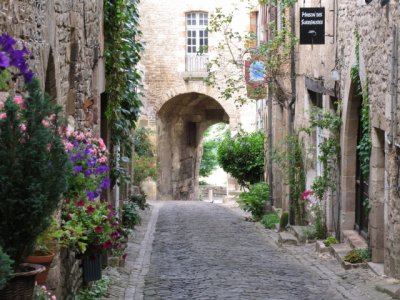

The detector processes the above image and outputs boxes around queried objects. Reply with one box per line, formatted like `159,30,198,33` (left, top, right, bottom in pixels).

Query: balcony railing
185,54,208,73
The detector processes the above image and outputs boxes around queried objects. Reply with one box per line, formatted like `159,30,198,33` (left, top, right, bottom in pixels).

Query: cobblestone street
103,201,393,300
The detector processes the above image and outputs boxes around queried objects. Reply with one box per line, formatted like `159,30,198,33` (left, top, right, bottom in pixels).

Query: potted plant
0,34,69,299
25,219,59,284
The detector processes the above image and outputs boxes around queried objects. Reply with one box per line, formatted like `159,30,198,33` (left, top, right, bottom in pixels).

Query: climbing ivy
104,0,143,182
272,135,306,225
350,30,371,178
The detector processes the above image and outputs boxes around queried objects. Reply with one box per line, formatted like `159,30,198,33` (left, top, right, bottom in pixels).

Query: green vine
104,0,143,182
273,135,306,225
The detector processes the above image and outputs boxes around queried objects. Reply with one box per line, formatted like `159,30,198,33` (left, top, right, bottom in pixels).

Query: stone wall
336,0,400,278
139,0,258,200
0,0,105,296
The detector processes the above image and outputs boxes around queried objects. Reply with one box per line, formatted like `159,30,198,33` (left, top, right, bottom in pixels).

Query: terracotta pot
0,263,45,300
25,251,55,285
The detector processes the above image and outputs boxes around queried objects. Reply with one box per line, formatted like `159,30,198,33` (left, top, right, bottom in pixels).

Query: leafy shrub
123,202,141,229
200,138,219,177
133,154,156,185
344,249,367,264
0,246,13,290
33,284,56,300
217,131,264,187
279,212,289,231
237,182,269,221
130,192,147,210
133,127,154,157
75,275,110,300
261,213,280,229
323,236,339,247
303,227,317,241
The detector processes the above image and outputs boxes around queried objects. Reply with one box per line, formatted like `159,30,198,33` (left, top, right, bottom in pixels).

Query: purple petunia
0,52,10,68
86,190,98,201
99,177,110,190
0,34,16,53
84,170,92,178
73,165,83,174
95,165,109,175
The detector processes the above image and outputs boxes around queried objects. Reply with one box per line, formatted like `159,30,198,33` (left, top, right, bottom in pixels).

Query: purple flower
86,190,98,201
0,34,16,53
0,52,10,68
23,70,33,83
87,158,96,168
73,165,83,174
84,170,92,178
95,165,109,175
99,177,110,190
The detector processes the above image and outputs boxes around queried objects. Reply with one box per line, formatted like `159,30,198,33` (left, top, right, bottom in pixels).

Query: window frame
186,12,209,55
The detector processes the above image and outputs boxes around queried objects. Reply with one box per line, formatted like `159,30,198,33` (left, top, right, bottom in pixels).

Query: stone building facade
139,0,258,200
259,0,400,280
0,1,105,297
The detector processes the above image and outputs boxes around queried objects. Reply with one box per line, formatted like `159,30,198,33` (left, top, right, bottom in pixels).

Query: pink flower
65,128,71,137
72,131,78,137
42,119,50,127
0,112,6,119
13,95,24,108
300,190,313,200
0,101,4,110
99,156,107,163
64,142,74,151
48,114,55,121
107,205,113,211
47,143,52,152
51,295,57,300
19,123,26,131
76,133,85,140
85,131,92,137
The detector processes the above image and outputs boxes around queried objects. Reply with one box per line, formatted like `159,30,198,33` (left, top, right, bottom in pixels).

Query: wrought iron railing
185,54,208,73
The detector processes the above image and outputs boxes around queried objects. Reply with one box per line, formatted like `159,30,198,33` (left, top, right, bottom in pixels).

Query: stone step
287,225,315,244
342,230,368,249
278,231,298,246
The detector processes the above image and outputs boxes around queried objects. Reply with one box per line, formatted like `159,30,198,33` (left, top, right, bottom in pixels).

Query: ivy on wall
350,30,371,178
104,0,143,182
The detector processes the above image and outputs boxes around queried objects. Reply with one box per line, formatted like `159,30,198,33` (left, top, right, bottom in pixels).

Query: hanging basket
0,263,45,300
82,251,102,283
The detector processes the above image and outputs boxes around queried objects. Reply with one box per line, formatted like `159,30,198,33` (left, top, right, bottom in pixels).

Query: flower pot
25,251,55,285
0,263,45,300
82,251,102,283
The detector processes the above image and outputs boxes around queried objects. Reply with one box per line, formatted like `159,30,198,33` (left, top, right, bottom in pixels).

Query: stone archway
157,92,229,200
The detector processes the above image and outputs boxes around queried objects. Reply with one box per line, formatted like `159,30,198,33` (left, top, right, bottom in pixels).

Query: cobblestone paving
143,201,380,300
104,201,392,300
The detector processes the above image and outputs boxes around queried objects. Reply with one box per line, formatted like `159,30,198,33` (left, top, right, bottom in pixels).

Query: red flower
95,226,103,233
65,199,70,204
300,190,313,200
107,205,113,211
86,205,95,213
102,240,112,249
76,200,85,207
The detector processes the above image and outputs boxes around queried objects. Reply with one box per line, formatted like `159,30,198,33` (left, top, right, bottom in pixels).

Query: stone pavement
104,201,395,300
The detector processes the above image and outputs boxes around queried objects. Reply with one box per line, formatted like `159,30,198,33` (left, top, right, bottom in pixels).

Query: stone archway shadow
156,91,231,200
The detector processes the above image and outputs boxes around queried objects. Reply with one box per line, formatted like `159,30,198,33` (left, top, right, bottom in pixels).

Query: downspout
390,25,398,146
268,82,274,208
288,3,296,224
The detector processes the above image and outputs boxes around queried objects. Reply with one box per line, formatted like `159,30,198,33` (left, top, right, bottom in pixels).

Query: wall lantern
331,69,340,81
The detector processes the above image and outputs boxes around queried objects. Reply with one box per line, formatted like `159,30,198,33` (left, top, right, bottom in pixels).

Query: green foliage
273,135,306,225
279,212,289,230
323,235,339,247
261,213,280,229
238,182,269,221
75,275,110,300
0,246,13,290
344,248,369,264
104,0,143,182
314,203,327,239
33,285,56,299
134,127,154,157
129,192,147,210
200,139,219,177
217,130,264,187
0,79,69,266
302,226,317,241
133,154,156,185
122,201,141,229
0,70,11,91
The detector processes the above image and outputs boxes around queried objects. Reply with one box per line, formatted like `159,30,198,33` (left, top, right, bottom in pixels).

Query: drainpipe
268,81,274,208
288,4,296,224
390,25,398,146
115,144,120,217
